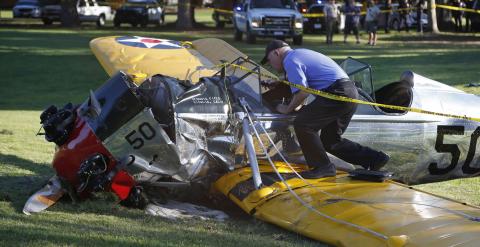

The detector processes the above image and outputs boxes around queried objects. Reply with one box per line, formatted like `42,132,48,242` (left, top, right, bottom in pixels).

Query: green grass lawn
1,21,480,246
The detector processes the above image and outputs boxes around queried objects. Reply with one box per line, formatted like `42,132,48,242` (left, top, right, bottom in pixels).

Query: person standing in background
365,0,381,46
324,0,339,44
343,0,361,44
398,0,410,32
416,0,425,32
465,0,473,32
451,0,466,32
383,0,393,33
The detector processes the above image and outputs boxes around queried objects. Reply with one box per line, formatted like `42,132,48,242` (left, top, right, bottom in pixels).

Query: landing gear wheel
246,24,256,44
96,15,105,27
234,28,243,41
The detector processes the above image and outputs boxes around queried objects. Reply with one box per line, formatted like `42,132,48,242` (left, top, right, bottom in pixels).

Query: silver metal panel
103,108,183,179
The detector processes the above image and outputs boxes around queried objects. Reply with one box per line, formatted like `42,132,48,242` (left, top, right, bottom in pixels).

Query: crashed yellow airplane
25,36,480,247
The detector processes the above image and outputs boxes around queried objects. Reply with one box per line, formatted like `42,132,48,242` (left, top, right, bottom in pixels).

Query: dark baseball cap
260,40,290,65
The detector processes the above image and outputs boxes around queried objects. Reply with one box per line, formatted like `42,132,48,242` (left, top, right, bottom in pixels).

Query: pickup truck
233,0,303,45
42,0,114,26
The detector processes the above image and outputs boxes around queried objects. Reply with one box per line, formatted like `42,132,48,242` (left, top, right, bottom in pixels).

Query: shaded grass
0,110,320,246
0,25,480,246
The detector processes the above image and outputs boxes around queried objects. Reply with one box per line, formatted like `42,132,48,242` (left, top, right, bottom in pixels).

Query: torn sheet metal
85,72,236,189
145,200,229,221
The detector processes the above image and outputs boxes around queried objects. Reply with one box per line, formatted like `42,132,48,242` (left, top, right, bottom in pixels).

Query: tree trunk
177,0,193,29
60,0,79,27
428,0,440,33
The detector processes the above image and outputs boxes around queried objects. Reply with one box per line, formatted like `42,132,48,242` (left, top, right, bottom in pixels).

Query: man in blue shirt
261,40,389,178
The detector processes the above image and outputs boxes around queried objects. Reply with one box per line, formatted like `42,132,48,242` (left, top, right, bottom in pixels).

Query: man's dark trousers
293,79,382,169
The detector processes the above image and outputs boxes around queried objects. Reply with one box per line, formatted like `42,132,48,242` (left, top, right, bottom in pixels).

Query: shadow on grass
0,153,51,176
0,185,322,246
0,212,319,247
381,32,480,43
0,153,53,209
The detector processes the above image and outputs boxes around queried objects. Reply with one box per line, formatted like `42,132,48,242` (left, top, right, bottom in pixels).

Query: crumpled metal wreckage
23,36,480,246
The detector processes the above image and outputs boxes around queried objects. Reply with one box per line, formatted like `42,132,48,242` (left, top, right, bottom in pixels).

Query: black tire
96,14,105,27
42,18,53,25
234,27,243,41
114,20,121,27
293,35,303,45
131,22,138,27
246,24,256,44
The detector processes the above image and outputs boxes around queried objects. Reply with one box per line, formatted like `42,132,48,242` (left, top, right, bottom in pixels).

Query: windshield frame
339,57,376,101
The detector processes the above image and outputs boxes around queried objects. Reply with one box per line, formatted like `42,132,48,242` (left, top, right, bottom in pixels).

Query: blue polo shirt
283,49,349,94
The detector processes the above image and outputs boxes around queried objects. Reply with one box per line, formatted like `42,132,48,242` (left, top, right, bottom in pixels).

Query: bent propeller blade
23,175,65,215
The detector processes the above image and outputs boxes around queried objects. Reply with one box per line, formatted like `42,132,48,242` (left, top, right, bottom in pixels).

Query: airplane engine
42,72,236,203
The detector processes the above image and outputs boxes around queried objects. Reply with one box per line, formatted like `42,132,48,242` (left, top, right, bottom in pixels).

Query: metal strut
238,97,262,189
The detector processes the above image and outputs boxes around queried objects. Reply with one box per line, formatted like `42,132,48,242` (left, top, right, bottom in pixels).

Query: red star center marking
120,36,181,49
140,38,162,44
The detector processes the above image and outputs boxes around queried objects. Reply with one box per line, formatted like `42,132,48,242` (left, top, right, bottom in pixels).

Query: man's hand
261,80,280,90
276,104,290,114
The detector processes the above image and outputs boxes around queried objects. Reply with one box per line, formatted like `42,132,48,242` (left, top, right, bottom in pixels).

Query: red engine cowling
52,114,135,200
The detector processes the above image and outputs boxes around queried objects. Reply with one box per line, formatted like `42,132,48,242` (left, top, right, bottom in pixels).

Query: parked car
42,0,113,26
302,3,345,34
13,0,44,18
233,0,303,45
114,0,165,27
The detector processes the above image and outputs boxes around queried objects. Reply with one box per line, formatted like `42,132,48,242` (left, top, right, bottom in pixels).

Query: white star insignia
119,36,181,49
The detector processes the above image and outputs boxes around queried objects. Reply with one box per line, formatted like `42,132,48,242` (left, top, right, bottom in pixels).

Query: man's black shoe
299,165,336,179
363,152,390,171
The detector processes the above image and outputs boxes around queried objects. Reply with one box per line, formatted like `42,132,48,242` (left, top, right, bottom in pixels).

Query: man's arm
276,91,310,114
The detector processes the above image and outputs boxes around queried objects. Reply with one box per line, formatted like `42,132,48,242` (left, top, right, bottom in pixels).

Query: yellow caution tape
213,8,234,14
435,4,480,14
302,7,416,18
215,62,480,122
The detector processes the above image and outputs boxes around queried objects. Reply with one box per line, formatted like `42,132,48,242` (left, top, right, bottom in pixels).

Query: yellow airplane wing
90,36,218,82
90,36,277,83
214,162,480,247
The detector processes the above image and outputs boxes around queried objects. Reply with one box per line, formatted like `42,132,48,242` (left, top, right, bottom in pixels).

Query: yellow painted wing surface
90,36,277,83
214,162,480,247
90,36,219,82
